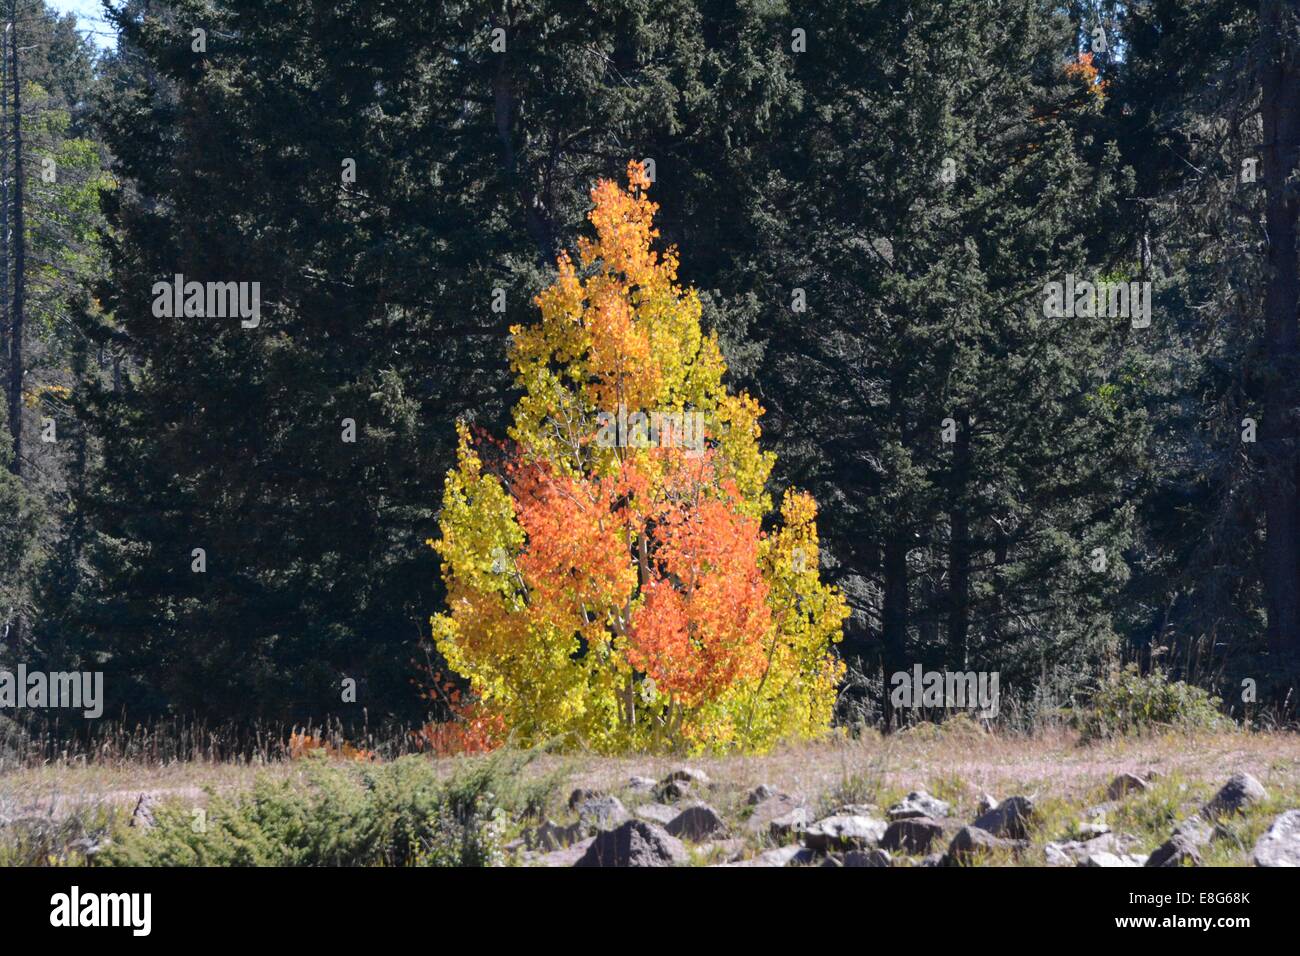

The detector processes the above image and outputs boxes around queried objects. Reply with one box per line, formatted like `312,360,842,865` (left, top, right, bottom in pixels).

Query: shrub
98,751,534,867
1076,665,1225,742
0,807,114,867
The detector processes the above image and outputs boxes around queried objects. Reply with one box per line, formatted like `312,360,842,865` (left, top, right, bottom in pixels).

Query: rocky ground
4,727,1300,866
516,765,1300,867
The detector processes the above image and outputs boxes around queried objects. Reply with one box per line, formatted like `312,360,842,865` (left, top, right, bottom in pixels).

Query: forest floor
3,725,1299,865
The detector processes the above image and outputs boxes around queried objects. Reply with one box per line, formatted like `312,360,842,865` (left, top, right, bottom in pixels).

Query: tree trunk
881,535,909,731
947,411,972,669
0,18,8,390
1258,0,1300,656
3,12,18,477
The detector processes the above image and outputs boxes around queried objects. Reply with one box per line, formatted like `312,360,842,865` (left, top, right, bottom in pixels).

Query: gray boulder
1252,809,1300,867
972,795,1035,840
532,836,596,867
887,790,951,821
803,814,887,852
1106,773,1150,800
626,775,658,793
634,802,679,827
823,849,891,867
661,767,711,787
567,787,601,810
129,793,157,830
575,820,687,867
944,825,1026,865
766,805,810,843
1082,851,1145,867
1044,831,1119,865
655,779,694,803
666,803,728,842
576,795,629,831
750,845,817,867
527,819,584,851
1202,772,1267,819
1145,829,1205,867
879,816,946,855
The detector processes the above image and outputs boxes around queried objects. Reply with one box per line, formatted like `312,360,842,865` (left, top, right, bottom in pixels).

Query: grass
2,726,1298,866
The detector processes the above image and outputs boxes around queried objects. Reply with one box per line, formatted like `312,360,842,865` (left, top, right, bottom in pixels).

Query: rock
634,803,679,827
804,814,887,852
693,838,746,862
1076,822,1111,839
1145,837,1202,867
722,845,821,867
1044,832,1118,865
575,820,687,867
69,836,108,859
662,767,711,787
1106,773,1150,801
1084,802,1117,822
1082,851,1144,867
831,803,878,816
822,848,892,867
944,826,1026,865
920,851,946,867
879,816,945,855
1044,842,1074,866
528,819,584,851
887,790,951,821
567,787,602,810
129,793,157,829
747,784,777,805
781,847,824,867
626,776,658,793
532,836,596,867
846,849,892,867
1252,810,1300,867
575,795,629,831
1202,772,1267,819
666,803,728,842
655,779,693,803
972,795,1035,840
748,845,812,867
1173,816,1215,846
767,805,810,843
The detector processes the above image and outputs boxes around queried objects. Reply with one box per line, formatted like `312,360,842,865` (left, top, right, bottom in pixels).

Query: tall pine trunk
1258,0,1300,656
5,10,22,478
947,411,972,669
881,535,909,731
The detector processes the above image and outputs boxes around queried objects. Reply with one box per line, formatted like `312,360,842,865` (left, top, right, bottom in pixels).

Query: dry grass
6,725,1298,819
4,726,1298,866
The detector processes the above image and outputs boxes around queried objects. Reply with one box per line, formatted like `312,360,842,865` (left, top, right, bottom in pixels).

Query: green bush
0,807,114,867
1076,665,1225,743
98,751,535,867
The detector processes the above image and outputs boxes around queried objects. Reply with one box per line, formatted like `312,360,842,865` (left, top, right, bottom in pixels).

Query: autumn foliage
427,162,847,753
1064,52,1108,101
287,732,375,762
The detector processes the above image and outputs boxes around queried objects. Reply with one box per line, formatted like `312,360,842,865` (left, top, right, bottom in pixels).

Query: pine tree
746,0,1146,722
75,0,800,721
